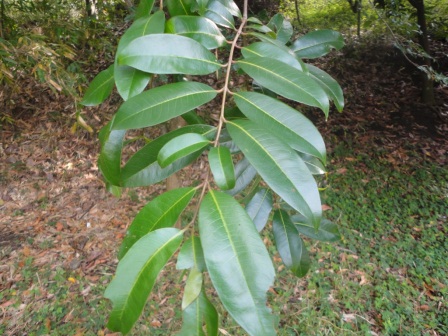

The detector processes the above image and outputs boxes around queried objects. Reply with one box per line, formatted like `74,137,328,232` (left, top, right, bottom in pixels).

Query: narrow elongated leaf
166,16,226,50
182,268,203,309
247,32,291,50
118,188,196,259
227,119,322,227
291,29,344,59
177,290,218,336
119,34,221,75
177,235,206,272
291,215,341,242
111,82,217,130
245,188,273,232
81,65,114,106
273,210,311,277
158,133,210,168
208,146,235,190
166,0,193,16
199,190,276,336
225,157,257,196
204,1,235,29
121,125,215,187
242,42,306,71
267,13,293,44
237,57,329,116
135,0,155,19
105,228,183,335
98,121,125,186
306,64,344,112
234,91,326,163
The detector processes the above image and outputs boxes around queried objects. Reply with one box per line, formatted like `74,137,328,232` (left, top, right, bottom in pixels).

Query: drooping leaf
225,157,257,196
267,13,293,44
208,146,235,190
158,133,210,168
242,42,306,71
166,0,194,16
215,0,241,17
237,57,329,116
227,119,322,228
118,188,196,259
98,121,125,186
306,64,344,112
135,0,155,19
233,91,326,163
111,82,217,130
119,34,221,75
273,210,311,277
166,16,226,50
177,235,206,272
245,188,273,232
299,152,326,175
182,268,203,310
291,29,344,59
199,190,276,336
81,64,115,106
121,125,216,187
105,228,183,335
177,290,218,336
291,215,341,242
204,1,235,29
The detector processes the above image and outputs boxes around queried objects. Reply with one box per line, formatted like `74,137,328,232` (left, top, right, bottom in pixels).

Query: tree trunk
294,0,302,27
0,0,5,39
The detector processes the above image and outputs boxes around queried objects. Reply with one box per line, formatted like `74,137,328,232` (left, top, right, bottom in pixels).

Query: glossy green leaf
267,13,293,44
292,215,341,242
182,267,203,310
177,235,206,272
166,0,193,16
225,157,257,196
273,210,311,277
166,16,226,50
119,34,221,75
227,119,322,228
233,91,326,163
118,188,196,259
98,121,125,186
111,82,217,130
247,32,289,49
81,64,114,106
306,64,344,112
246,24,274,35
237,57,329,116
245,188,273,232
204,1,235,29
177,290,218,336
208,146,235,190
199,190,276,336
242,42,306,71
135,0,155,19
182,110,206,125
299,152,326,175
216,0,241,17
158,133,210,168
105,228,183,335
194,0,209,15
121,125,215,187
114,66,152,101
291,29,344,59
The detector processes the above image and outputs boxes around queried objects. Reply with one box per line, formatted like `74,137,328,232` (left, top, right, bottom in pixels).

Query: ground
0,37,447,335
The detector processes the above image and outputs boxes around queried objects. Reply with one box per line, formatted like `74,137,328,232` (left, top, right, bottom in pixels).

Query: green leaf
291,215,341,242
118,188,196,259
81,64,115,106
247,32,290,49
182,110,206,125
237,57,329,116
158,133,210,168
216,0,241,18
166,0,193,16
199,190,276,336
205,1,235,29
227,119,322,228
135,0,155,19
166,16,226,50
105,228,183,335
242,42,306,72
177,235,206,272
208,146,235,190
225,157,257,196
273,210,311,277
306,64,344,112
245,188,273,232
121,125,215,187
177,290,219,336
194,0,210,15
119,34,221,75
98,121,125,186
111,82,217,130
291,29,344,59
182,268,203,310
299,152,326,175
114,66,152,101
267,13,293,44
233,91,326,163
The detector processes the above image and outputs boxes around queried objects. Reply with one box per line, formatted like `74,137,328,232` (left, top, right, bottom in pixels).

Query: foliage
82,0,345,334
